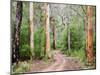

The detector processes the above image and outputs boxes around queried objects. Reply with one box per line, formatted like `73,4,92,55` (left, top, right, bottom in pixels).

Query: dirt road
41,50,83,72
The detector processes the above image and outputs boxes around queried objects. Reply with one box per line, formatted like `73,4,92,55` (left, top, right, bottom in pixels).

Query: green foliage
32,3,46,59
11,2,96,69
19,2,46,60
61,26,68,50
12,62,31,74
93,32,96,55
20,2,30,60
60,16,86,64
70,49,86,63
20,44,30,59
61,16,86,51
56,40,62,48
62,49,86,64
70,24,85,50
70,25,78,49
34,26,46,59
55,16,65,49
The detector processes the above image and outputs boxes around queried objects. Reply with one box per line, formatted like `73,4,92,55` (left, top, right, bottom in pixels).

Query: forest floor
29,50,91,73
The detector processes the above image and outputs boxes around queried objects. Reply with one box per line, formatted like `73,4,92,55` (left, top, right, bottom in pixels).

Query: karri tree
86,6,94,65
44,3,51,58
12,1,23,63
29,2,34,60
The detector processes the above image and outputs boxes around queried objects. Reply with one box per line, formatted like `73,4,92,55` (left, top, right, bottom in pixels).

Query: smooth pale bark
29,2,34,60
12,1,23,63
86,6,94,65
44,3,51,58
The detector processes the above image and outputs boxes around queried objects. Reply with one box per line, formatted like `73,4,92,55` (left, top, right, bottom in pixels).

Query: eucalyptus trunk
29,2,34,60
44,3,51,58
12,1,23,63
86,6,94,65
53,24,56,49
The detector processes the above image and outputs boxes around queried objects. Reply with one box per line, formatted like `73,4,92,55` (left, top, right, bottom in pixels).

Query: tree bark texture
29,2,34,60
67,16,70,52
53,24,56,49
44,3,51,58
12,1,23,63
86,6,94,65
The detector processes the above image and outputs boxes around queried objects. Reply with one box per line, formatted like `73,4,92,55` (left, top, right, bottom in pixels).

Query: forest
11,1,96,74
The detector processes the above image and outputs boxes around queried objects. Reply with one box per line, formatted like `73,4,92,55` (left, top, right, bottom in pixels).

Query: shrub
70,49,86,64
34,26,45,59
20,44,30,60
12,61,31,74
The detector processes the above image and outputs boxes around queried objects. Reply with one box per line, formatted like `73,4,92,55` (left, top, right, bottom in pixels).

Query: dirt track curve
30,50,83,72
41,50,83,72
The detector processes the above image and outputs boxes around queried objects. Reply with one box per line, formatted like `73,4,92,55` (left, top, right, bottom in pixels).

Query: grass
70,49,86,64
68,49,96,69
12,61,31,74
42,50,54,62
62,49,86,64
12,51,54,74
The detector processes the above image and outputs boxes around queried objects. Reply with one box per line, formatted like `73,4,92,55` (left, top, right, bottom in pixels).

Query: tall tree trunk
53,22,56,49
12,1,23,63
44,3,51,58
29,2,34,60
67,16,70,53
50,17,56,49
84,17,88,59
86,6,94,65
67,5,71,53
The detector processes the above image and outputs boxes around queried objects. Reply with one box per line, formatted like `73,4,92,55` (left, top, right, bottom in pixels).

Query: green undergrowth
42,51,54,62
70,49,86,64
12,61,31,74
62,49,86,64
12,51,54,74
